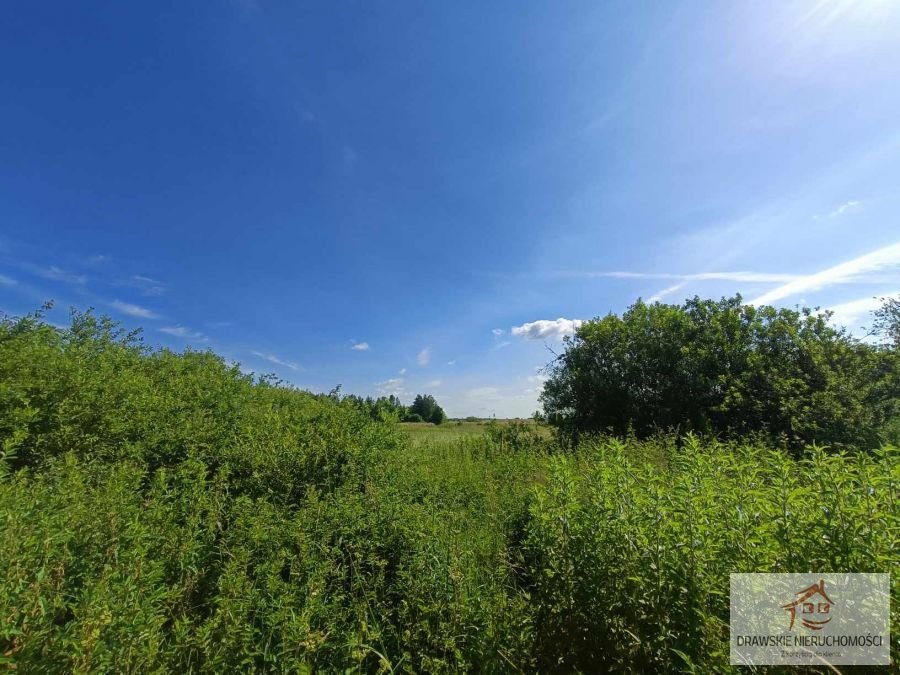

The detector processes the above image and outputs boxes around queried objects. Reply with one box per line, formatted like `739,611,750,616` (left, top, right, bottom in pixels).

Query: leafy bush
541,296,899,450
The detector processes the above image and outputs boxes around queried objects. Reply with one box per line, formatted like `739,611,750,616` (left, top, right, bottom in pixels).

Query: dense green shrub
541,296,899,450
0,308,395,495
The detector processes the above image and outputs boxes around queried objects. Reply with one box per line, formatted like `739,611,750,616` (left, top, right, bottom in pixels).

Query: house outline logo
782,579,834,631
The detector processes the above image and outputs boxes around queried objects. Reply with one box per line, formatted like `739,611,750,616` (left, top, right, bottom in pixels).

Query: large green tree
540,295,896,450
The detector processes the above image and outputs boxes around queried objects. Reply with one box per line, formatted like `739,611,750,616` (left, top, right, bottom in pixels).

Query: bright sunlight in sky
2,1,900,416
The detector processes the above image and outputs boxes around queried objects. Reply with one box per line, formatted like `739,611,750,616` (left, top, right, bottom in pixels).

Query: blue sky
3,1,900,417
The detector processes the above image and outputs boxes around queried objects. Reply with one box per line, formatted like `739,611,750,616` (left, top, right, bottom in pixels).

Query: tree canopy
408,394,446,425
341,392,447,425
540,295,899,450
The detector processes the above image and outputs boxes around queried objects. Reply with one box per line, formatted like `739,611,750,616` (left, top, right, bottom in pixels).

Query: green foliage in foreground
1,309,897,672
525,438,898,672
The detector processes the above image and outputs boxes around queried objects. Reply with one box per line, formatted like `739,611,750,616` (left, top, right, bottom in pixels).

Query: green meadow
400,420,550,446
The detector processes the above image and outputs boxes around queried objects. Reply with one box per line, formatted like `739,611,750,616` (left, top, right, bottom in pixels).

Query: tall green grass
523,437,898,672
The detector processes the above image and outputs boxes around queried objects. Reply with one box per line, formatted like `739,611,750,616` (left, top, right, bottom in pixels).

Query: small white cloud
111,300,160,319
34,266,86,285
399,367,407,375
375,378,406,396
351,341,371,351
160,325,207,340
417,348,431,366
250,350,301,371
494,340,511,349
511,318,584,340
446,360,456,366
88,254,110,264
0,274,16,286
492,328,505,336
426,379,442,388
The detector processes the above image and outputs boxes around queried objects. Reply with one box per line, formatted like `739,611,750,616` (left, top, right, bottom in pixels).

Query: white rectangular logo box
730,573,890,666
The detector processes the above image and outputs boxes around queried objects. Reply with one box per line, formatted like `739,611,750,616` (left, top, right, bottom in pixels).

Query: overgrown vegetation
0,305,897,672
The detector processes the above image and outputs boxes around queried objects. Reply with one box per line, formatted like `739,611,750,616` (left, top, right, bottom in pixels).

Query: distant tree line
540,295,900,450
343,392,446,425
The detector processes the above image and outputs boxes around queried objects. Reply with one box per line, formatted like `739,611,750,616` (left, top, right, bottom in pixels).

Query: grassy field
400,419,550,445
1,312,897,672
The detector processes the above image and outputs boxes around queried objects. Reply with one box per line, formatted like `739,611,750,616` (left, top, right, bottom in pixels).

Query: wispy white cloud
511,317,584,340
250,350,301,371
124,275,167,296
446,360,456,366
814,200,862,221
426,379,442,388
417,348,431,366
557,270,803,283
341,145,358,172
87,254,110,264
750,241,900,305
492,328,505,336
465,386,502,401
0,274,16,286
523,373,548,394
493,340,512,350
647,282,687,303
351,341,370,351
32,265,86,285
160,325,207,340
110,300,160,319
438,373,548,418
827,293,899,331
399,367,407,375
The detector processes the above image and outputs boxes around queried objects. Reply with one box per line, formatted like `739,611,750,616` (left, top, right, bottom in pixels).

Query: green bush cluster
541,296,900,450
1,308,897,672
